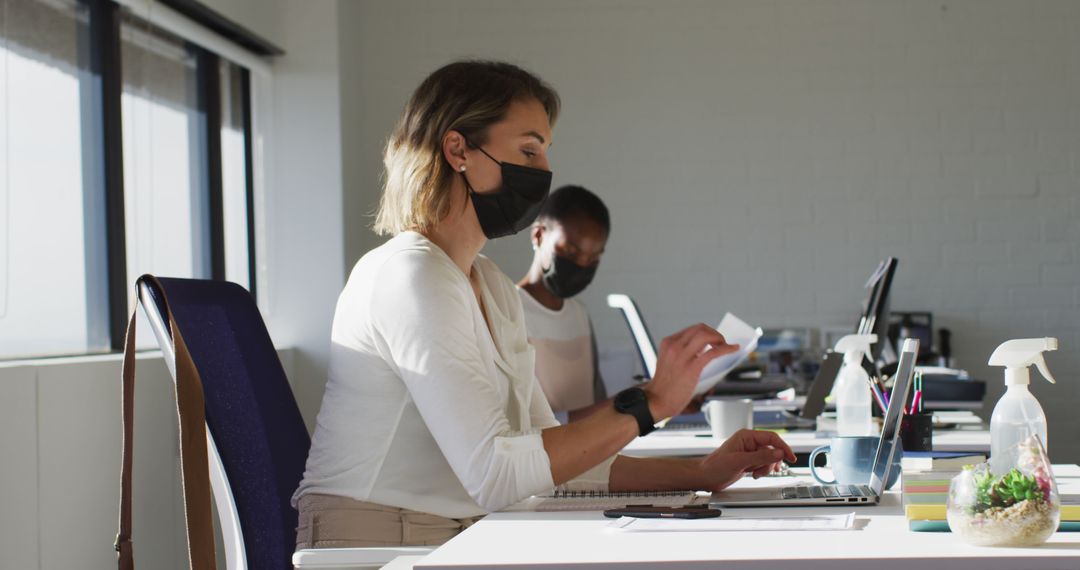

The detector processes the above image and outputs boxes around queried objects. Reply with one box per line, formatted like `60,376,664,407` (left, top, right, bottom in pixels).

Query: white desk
623,428,991,457
416,468,1080,570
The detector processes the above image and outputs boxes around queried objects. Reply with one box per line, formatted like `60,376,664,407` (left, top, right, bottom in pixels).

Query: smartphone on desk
603,505,722,519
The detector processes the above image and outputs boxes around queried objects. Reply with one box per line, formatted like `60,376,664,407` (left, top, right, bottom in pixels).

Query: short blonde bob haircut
374,60,561,236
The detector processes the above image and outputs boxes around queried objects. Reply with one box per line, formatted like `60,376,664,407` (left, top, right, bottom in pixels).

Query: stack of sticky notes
904,459,1080,532
901,453,986,473
901,453,983,532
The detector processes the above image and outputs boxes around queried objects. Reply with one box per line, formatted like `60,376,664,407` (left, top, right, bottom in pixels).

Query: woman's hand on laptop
644,324,739,420
698,429,798,490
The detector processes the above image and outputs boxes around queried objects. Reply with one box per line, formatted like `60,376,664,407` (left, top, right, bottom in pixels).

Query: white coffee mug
702,398,753,441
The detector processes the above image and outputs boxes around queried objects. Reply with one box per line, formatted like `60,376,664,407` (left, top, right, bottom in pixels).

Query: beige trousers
295,493,484,549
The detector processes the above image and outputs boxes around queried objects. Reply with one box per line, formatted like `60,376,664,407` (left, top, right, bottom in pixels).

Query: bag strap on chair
117,275,217,570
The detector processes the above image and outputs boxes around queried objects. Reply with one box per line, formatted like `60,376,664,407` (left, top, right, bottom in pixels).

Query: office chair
137,276,432,570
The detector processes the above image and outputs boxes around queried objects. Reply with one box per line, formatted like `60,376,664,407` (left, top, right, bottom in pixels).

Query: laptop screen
868,338,919,494
607,294,659,378
800,352,844,420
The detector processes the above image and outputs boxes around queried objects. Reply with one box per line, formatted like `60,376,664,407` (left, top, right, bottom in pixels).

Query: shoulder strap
117,275,218,570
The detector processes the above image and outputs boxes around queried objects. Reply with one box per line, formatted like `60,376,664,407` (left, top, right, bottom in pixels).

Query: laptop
752,351,844,430
710,338,919,507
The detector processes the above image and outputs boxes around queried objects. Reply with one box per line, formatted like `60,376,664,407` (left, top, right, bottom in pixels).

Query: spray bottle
988,338,1058,475
833,334,877,436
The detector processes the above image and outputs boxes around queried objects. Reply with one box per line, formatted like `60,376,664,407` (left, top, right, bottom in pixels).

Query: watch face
615,387,645,411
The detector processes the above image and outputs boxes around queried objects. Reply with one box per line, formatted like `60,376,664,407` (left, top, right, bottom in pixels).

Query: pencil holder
899,412,933,452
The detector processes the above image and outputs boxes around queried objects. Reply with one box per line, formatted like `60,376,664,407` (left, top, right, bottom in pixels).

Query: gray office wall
338,1,1080,463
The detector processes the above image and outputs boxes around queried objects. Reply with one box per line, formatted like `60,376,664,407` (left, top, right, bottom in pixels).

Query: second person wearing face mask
518,185,612,423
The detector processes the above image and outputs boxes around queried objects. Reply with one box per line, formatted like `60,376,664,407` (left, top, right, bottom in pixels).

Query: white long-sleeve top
292,231,613,518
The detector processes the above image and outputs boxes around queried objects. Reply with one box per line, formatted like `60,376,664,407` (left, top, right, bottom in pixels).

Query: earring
459,165,466,172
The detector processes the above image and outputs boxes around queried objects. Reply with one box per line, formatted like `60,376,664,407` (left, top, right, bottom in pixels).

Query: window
121,15,211,289
0,0,110,357
0,0,260,360
120,15,210,348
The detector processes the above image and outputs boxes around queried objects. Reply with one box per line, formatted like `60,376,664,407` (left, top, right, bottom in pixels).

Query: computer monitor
856,257,898,368
887,311,933,362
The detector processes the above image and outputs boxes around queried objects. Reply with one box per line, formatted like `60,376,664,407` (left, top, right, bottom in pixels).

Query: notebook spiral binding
551,490,697,499
532,489,706,511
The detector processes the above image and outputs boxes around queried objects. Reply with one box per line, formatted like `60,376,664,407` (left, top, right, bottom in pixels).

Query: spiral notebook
516,490,709,512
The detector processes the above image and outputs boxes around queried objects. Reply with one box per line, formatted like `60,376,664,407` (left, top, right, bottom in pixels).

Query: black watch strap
614,387,656,437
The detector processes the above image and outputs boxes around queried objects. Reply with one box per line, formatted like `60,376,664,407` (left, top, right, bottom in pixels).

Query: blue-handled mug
809,436,902,490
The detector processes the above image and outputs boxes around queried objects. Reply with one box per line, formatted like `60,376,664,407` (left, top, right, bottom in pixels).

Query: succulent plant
971,468,996,512
1015,434,1054,497
972,468,1045,512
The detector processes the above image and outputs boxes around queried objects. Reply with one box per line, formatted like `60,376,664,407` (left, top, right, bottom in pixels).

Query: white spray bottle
988,338,1058,476
833,334,877,436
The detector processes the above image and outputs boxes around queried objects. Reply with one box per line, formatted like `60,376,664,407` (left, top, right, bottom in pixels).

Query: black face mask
542,254,598,299
461,142,552,239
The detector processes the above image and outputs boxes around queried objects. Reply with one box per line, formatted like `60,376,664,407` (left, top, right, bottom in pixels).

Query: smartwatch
613,387,656,437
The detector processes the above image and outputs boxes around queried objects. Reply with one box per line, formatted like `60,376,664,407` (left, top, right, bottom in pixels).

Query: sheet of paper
1053,464,1080,479
607,512,855,532
695,313,763,395
1056,479,1080,505
932,411,983,425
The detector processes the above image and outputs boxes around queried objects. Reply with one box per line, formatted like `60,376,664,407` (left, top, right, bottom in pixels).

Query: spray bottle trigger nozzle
1034,354,1057,384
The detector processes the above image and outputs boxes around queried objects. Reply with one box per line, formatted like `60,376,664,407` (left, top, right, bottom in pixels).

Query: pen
913,371,923,413
867,377,888,414
874,375,889,404
878,374,890,409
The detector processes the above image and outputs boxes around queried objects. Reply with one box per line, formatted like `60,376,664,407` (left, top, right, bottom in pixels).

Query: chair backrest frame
138,280,251,570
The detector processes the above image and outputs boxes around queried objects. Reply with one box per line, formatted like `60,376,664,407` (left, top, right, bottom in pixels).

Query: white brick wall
340,0,1080,463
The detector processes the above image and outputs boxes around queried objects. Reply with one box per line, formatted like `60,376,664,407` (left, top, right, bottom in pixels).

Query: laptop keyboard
781,485,868,500
656,423,709,431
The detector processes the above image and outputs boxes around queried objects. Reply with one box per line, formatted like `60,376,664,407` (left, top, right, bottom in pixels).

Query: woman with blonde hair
292,60,794,548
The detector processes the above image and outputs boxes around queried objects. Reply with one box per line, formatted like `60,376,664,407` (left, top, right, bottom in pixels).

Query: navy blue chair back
143,277,310,570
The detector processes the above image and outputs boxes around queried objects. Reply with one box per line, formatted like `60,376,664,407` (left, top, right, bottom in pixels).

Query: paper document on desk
695,313,764,395
1053,465,1080,479
932,411,983,426
608,512,855,532
1055,475,1080,505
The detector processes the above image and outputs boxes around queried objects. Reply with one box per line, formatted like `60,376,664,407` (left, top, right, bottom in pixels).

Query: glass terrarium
947,435,1059,546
